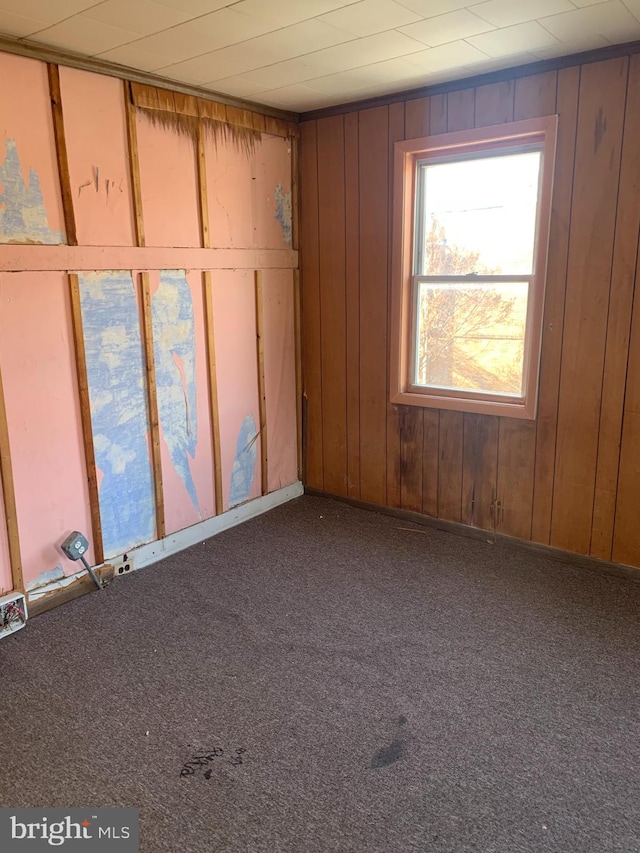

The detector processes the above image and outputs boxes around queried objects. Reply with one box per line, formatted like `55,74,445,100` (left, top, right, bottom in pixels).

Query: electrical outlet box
113,555,135,577
0,592,27,639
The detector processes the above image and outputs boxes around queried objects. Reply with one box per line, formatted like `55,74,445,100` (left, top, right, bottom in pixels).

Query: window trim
390,116,558,420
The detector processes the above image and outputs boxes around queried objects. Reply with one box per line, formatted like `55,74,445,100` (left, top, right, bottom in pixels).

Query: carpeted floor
1,495,640,852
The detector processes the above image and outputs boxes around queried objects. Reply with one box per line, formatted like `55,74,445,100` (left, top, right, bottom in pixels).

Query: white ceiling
1,0,639,112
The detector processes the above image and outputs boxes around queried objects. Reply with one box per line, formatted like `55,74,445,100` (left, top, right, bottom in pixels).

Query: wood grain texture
359,106,389,505
613,234,640,565
68,273,104,565
462,414,499,530
317,115,347,495
0,361,23,591
345,111,361,498
124,81,145,248
551,58,628,555
196,125,211,249
293,269,303,480
591,54,640,560
203,271,224,515
47,64,77,246
254,270,269,496
299,121,323,489
139,272,165,539
300,54,640,570
531,66,580,544
386,101,405,509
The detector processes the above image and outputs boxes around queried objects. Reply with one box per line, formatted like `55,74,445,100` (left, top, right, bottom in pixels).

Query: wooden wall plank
359,105,389,505
317,115,348,495
462,414,499,530
255,270,269,496
124,81,145,248
591,54,640,560
497,71,558,540
0,360,23,591
68,273,104,565
299,120,323,489
203,271,224,515
613,233,640,565
551,57,628,555
293,269,303,480
345,111,361,498
531,66,580,544
446,89,475,131
139,272,165,540
196,125,211,249
474,80,515,126
47,64,77,246
386,101,405,509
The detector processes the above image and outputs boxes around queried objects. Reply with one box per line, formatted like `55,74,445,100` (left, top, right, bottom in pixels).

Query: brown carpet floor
1,495,639,852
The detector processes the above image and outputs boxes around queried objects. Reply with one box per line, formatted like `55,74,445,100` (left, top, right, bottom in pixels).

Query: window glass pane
417,151,541,276
415,281,528,396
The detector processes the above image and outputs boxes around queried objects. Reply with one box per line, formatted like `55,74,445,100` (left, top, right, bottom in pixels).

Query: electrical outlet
0,592,27,639
114,555,135,577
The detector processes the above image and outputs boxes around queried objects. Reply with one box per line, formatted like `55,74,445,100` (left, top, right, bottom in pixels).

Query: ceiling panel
0,0,638,112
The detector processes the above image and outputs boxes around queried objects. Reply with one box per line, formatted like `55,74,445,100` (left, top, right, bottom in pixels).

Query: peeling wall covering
274,184,292,245
0,139,64,244
152,270,200,516
79,270,156,557
0,49,298,597
229,414,258,507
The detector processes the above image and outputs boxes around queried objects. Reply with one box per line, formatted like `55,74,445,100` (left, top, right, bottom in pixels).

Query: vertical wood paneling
531,66,580,544
591,54,640,560
317,115,348,495
497,71,558,540
301,52,640,571
462,414,499,530
0,362,23,591
551,58,628,555
359,106,389,505
47,64,77,247
386,101,405,509
613,241,640,565
300,120,324,489
345,112,361,498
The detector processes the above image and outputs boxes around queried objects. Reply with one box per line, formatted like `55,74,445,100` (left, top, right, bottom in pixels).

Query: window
390,116,557,419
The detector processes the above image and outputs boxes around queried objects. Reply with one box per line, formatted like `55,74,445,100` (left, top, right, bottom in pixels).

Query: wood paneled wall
300,52,640,569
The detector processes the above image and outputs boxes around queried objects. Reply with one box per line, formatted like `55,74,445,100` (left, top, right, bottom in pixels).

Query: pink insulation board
262,269,298,492
0,272,94,588
148,269,215,535
59,66,135,247
136,113,201,248
206,133,292,249
0,53,66,245
211,269,261,511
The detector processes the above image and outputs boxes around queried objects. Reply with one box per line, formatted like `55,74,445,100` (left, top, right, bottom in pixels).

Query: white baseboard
130,481,303,570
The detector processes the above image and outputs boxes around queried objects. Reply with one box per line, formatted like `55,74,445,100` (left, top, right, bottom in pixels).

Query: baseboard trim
130,481,304,570
28,482,303,618
304,488,640,584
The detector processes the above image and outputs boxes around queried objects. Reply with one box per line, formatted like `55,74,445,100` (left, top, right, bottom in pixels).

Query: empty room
0,1,639,851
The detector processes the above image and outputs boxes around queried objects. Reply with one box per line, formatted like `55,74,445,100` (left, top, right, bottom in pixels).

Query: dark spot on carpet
371,738,406,768
397,715,407,726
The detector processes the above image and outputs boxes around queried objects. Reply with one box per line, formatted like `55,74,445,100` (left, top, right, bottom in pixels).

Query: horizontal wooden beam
0,246,297,272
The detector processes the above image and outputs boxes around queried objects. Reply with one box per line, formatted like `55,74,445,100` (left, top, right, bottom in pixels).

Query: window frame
390,116,558,420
